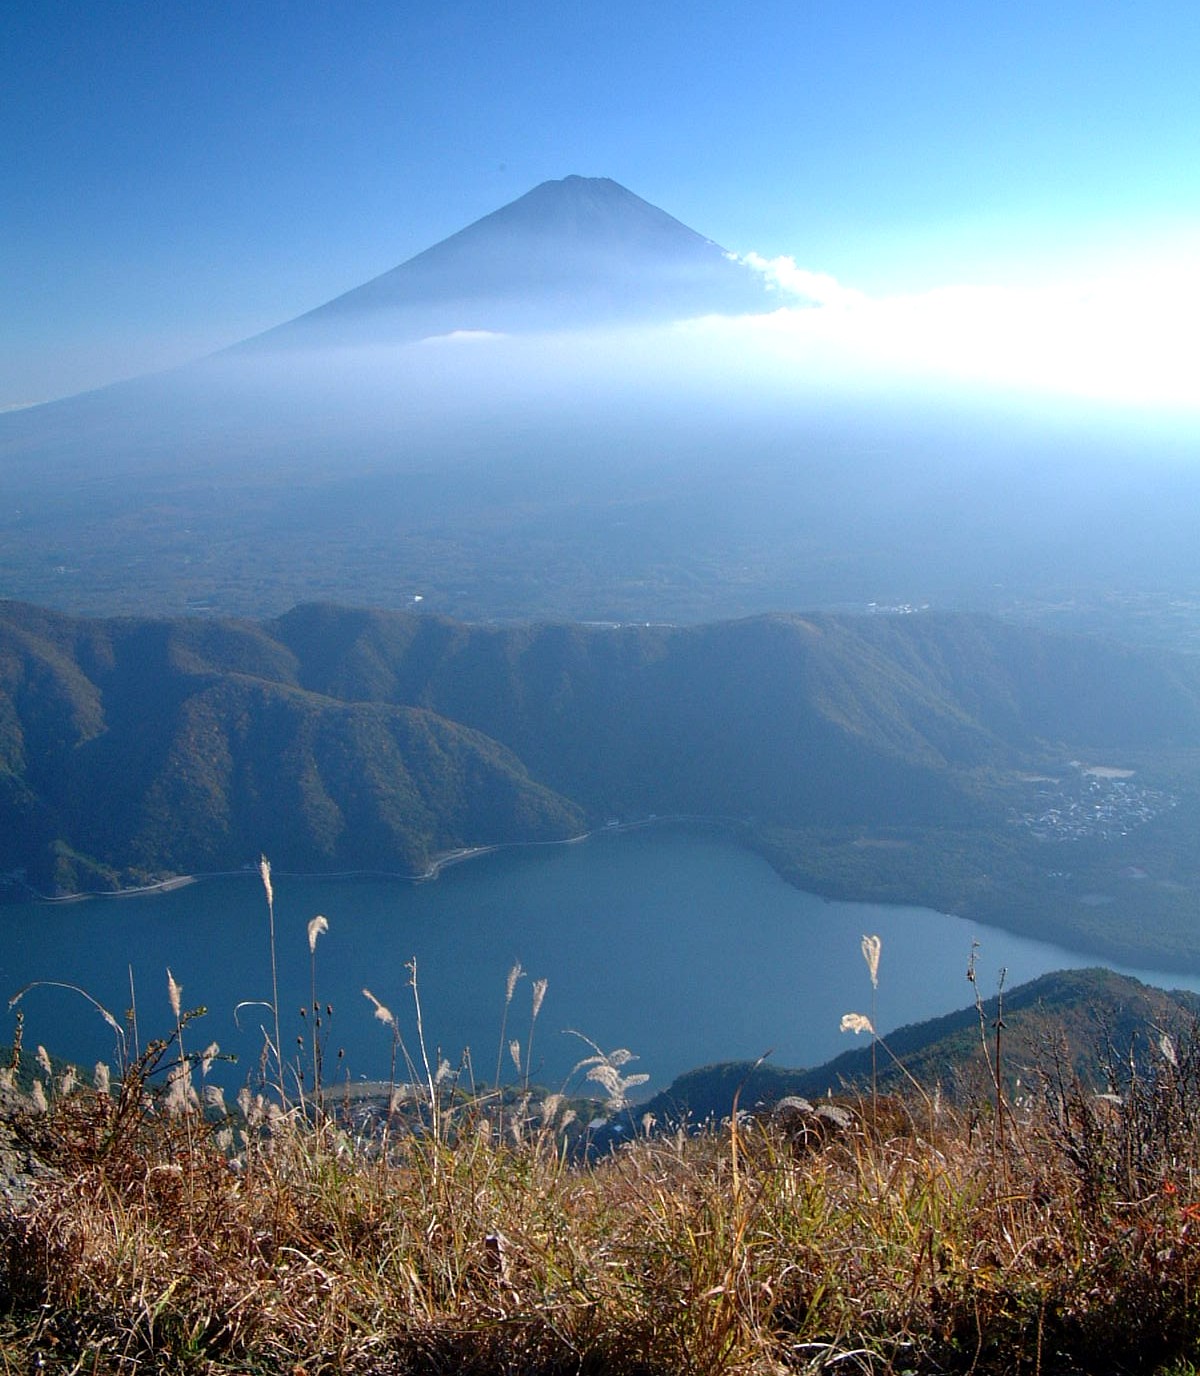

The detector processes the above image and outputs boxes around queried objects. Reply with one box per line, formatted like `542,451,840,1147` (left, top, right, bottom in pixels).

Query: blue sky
4,1,1200,406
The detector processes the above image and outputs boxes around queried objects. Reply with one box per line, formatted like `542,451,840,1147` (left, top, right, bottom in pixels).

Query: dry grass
6,901,1200,1374
4,1053,1200,1376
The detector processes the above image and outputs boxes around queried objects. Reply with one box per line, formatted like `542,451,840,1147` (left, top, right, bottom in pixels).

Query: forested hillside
641,967,1200,1124
3,600,1199,965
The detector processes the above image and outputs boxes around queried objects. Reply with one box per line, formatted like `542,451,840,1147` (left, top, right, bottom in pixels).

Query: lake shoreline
12,813,746,904
8,811,1197,979
5,823,1199,1097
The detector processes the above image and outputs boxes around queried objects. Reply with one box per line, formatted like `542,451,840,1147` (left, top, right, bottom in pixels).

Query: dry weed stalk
258,854,286,1108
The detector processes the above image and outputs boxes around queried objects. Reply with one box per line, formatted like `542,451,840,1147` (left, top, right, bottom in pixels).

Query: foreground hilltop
3,600,1200,966
643,967,1200,1124
7,962,1200,1374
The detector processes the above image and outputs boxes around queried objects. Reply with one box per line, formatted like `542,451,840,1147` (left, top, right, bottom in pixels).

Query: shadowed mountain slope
0,602,585,892
269,603,1200,790
4,601,1200,915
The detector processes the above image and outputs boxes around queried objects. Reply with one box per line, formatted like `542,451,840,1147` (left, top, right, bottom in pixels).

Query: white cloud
732,251,867,308
283,249,1200,420
706,250,1200,412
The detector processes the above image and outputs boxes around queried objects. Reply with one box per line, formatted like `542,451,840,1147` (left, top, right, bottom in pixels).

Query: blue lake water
3,824,1194,1094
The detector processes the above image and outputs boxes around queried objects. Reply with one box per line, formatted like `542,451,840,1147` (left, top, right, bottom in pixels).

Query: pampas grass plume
167,970,182,1020
531,977,548,1019
307,914,329,953
363,988,396,1029
1160,1032,1179,1068
861,935,881,989
505,961,524,1004
164,1063,195,1115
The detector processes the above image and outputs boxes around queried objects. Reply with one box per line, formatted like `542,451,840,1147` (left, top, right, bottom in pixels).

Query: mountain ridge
640,967,1200,1125
3,600,1200,969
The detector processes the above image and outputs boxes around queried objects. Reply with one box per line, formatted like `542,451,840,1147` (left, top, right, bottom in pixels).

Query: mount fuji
0,177,1194,630
244,175,778,349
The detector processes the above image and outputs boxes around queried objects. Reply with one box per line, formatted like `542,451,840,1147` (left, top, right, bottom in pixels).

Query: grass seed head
505,960,524,1004
531,977,549,1019
164,1063,195,1115
362,988,396,1029
861,934,882,989
167,969,182,1020
307,914,329,953
841,1012,875,1035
